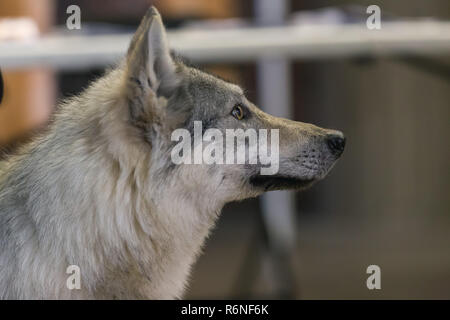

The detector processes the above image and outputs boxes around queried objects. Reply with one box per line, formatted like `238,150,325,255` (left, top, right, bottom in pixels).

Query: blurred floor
187,201,450,299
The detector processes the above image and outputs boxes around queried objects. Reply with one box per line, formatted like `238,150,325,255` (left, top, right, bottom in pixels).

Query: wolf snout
326,132,346,157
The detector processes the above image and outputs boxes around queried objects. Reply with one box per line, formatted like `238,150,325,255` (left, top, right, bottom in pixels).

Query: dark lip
249,175,315,191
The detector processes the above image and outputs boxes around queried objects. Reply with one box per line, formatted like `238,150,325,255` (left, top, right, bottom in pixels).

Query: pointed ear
126,7,179,99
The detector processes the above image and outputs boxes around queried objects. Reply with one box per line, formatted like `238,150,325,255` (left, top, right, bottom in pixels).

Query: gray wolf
0,7,345,299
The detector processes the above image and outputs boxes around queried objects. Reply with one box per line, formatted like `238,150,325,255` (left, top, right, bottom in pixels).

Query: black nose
326,134,346,156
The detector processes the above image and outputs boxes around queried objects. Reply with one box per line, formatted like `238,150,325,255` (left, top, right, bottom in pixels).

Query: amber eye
231,105,244,120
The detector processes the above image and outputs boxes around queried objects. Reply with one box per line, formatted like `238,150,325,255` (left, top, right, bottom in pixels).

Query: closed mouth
249,175,315,191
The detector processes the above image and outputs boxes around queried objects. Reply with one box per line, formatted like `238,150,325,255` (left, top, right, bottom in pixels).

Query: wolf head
121,7,345,204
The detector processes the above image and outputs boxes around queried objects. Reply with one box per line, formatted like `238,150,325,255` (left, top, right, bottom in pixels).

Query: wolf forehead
180,64,245,105
161,60,247,128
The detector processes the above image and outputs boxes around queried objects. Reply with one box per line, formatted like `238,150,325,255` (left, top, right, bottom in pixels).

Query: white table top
1,21,449,70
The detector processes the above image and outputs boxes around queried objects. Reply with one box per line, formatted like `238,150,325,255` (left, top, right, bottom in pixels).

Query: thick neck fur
0,67,223,299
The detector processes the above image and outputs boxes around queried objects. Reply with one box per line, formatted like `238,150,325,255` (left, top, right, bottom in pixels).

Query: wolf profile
0,7,345,299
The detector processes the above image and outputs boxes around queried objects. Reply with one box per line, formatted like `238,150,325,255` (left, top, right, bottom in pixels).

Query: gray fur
0,7,344,299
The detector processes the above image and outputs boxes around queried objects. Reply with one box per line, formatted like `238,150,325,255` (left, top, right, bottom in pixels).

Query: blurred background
0,0,449,299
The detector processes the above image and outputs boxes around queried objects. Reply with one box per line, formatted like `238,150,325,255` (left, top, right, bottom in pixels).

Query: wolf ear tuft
126,7,179,99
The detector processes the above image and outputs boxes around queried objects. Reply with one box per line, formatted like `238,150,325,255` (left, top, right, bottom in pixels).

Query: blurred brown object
0,69,54,145
0,0,56,146
155,0,240,18
205,66,243,85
